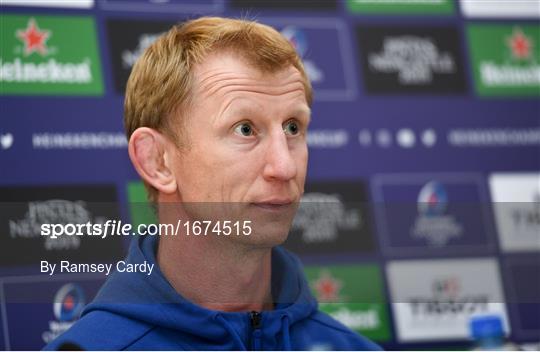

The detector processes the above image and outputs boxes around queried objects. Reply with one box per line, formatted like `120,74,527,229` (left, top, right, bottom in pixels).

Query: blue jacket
44,235,381,350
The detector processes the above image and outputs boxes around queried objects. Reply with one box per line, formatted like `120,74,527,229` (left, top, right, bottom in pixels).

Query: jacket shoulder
306,311,383,351
43,310,154,351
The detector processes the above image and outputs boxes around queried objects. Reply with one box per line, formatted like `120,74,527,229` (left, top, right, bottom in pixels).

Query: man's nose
262,131,297,182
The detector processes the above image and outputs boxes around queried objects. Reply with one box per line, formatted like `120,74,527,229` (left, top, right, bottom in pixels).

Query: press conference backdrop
1,0,539,350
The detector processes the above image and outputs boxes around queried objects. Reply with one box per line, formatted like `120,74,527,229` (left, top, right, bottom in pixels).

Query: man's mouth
251,199,294,211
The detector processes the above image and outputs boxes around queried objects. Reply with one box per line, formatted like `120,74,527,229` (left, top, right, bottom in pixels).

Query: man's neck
156,225,274,313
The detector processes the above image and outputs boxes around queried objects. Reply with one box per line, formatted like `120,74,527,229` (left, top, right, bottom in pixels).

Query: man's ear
128,127,177,195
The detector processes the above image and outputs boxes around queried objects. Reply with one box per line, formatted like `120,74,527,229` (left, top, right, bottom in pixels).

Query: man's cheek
296,152,308,176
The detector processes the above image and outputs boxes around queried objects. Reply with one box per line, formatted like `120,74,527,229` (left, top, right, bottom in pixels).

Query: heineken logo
313,270,343,302
0,14,103,95
346,0,454,14
468,24,539,96
331,308,380,330
305,265,391,341
507,27,533,61
16,18,51,57
0,58,92,84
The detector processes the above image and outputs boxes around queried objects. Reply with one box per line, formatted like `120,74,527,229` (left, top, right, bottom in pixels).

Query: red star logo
313,271,342,302
507,27,533,60
16,18,51,56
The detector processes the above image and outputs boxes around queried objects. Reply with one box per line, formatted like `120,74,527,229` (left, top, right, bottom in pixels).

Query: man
45,17,381,351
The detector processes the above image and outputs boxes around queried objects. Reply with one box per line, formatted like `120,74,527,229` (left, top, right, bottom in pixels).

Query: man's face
168,52,310,247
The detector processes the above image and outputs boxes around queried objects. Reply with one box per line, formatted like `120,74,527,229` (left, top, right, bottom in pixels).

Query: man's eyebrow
216,95,312,125
221,101,262,122
295,106,311,118
290,106,312,124
222,104,312,122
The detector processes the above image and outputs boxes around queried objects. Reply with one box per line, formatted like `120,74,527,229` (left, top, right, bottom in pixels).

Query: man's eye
284,120,300,135
234,123,254,136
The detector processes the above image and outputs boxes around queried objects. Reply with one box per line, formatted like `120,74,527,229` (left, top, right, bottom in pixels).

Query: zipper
249,311,262,350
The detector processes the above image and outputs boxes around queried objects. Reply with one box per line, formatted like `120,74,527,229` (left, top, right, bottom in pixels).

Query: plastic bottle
469,315,518,351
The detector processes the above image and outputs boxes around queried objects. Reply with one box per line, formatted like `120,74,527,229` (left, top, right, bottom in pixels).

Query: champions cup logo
42,284,86,343
411,181,463,247
281,26,308,58
417,181,447,217
280,26,324,83
53,283,86,322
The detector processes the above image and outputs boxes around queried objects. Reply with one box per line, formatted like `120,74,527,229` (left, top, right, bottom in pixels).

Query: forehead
192,51,308,105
